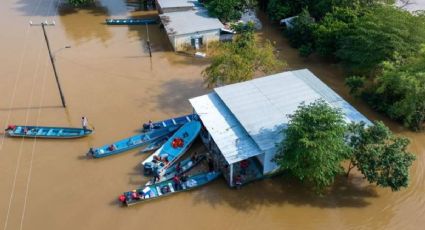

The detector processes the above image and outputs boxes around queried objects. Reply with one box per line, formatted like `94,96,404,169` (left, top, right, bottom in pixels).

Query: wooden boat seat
172,119,177,125
57,129,63,135
168,183,175,193
46,129,54,136
36,129,43,135
186,116,191,122
181,183,187,190
162,121,167,127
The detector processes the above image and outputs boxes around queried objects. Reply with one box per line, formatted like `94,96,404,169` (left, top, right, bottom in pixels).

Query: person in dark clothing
152,165,160,183
173,175,182,191
175,162,182,174
208,157,214,172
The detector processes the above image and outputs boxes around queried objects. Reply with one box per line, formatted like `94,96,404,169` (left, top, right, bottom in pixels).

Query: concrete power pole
30,21,67,108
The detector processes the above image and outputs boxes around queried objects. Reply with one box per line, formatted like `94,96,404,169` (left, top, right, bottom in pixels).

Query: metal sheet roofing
160,8,224,36
214,69,371,152
157,0,194,9
189,93,262,164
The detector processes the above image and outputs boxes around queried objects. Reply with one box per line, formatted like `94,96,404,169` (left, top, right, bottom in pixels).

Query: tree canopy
274,100,349,193
203,22,285,87
347,121,416,191
204,0,255,22
68,0,94,7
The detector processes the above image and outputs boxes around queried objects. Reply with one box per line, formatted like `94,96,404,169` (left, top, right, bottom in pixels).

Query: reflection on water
58,3,112,44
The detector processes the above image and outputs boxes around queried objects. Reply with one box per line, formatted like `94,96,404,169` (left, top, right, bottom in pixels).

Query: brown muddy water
0,1,424,230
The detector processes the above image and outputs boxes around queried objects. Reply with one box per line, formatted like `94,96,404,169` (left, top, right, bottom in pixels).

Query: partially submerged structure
155,0,195,13
189,69,370,187
159,8,224,51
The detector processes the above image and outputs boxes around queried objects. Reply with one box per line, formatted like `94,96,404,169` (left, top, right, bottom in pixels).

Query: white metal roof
157,0,194,9
189,93,262,164
160,8,224,36
214,69,371,152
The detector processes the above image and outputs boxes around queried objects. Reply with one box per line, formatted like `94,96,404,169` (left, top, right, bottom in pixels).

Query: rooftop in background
160,8,224,36
156,0,195,9
190,69,371,166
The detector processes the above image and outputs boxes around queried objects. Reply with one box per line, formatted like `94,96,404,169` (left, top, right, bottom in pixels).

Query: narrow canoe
142,114,198,132
105,18,157,25
5,125,93,139
141,121,202,175
120,171,221,206
145,154,206,185
88,126,178,159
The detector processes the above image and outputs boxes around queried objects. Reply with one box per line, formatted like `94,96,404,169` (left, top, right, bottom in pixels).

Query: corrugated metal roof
160,8,224,36
157,0,194,9
214,69,371,152
189,93,262,164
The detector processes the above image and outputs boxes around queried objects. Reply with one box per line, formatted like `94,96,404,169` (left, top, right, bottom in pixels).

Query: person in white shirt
81,116,88,130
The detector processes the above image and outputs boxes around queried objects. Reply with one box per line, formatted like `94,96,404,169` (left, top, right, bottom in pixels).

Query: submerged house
189,69,370,187
159,8,224,51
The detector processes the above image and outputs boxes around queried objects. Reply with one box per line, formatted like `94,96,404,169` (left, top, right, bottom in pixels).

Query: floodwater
0,1,424,230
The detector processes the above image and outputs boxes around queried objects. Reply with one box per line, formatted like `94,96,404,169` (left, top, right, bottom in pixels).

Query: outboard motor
143,162,154,176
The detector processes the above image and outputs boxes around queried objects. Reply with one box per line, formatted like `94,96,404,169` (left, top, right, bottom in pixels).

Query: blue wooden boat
105,18,157,25
119,171,220,206
142,114,198,132
140,134,172,153
145,154,206,185
141,121,202,175
5,125,93,138
88,126,178,159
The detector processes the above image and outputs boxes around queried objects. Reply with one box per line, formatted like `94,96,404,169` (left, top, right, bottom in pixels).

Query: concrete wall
263,148,279,174
169,29,221,51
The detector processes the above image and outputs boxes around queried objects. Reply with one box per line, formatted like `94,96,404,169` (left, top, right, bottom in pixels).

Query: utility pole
145,23,152,58
30,21,67,108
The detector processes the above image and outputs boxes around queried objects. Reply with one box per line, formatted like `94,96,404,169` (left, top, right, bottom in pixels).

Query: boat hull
5,126,93,139
90,126,179,158
122,171,220,206
105,18,157,25
141,121,202,174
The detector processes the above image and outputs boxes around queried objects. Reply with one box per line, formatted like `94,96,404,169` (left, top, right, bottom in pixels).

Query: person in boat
160,153,169,164
191,152,198,162
81,116,88,130
107,144,116,151
175,162,182,174
180,174,188,183
148,120,154,130
131,190,140,200
23,127,29,135
152,164,160,183
173,175,182,191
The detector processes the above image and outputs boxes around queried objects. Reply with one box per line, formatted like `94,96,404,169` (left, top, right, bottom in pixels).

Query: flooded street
0,1,424,229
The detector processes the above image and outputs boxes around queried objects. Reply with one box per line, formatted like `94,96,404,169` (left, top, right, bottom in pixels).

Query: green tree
274,100,349,193
345,75,365,97
347,121,416,191
68,0,94,7
336,5,425,73
203,22,285,87
267,0,291,22
373,48,425,130
285,8,316,50
314,6,359,57
204,0,253,22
